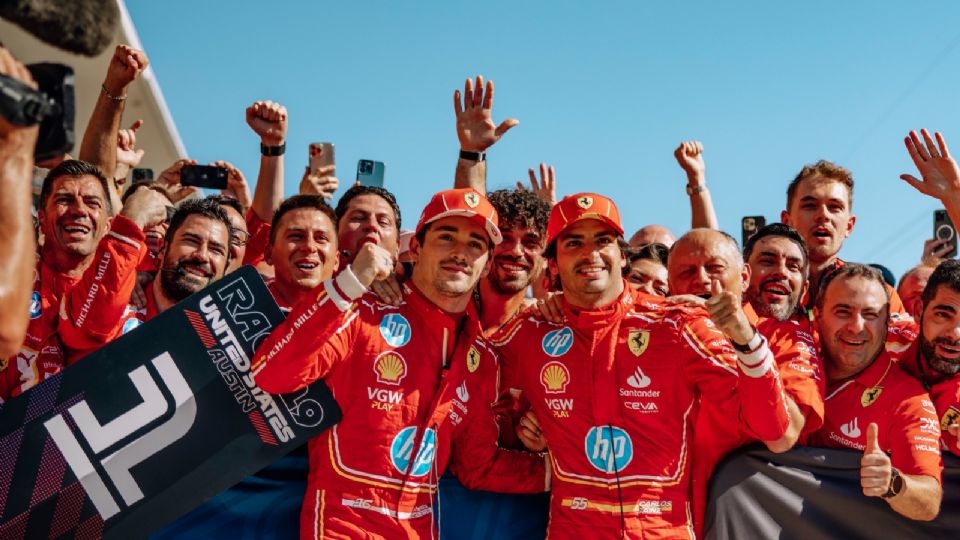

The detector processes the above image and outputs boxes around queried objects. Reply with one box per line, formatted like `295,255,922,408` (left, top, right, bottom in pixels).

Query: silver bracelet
101,83,127,102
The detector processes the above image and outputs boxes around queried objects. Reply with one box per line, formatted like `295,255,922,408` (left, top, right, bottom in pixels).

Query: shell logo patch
466,346,481,373
374,351,408,385
541,361,570,394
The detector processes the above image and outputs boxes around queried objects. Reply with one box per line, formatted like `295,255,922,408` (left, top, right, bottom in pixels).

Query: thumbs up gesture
860,423,893,497
705,279,754,346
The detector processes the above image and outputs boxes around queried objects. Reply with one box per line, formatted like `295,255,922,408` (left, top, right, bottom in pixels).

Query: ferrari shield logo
860,386,882,407
627,330,650,357
464,192,480,208
466,346,481,373
577,195,593,209
942,406,960,431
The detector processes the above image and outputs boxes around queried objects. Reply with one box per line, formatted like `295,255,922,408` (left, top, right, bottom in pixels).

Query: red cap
546,193,624,246
415,188,502,245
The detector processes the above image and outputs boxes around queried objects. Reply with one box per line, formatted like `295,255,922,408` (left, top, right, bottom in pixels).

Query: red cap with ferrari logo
415,188,502,245
546,192,624,247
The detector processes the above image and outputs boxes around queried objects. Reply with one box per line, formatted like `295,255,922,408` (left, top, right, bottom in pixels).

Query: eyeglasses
231,229,252,248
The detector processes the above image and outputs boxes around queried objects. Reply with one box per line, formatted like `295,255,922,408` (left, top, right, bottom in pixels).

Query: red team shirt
806,351,943,482
494,288,789,540
898,340,960,457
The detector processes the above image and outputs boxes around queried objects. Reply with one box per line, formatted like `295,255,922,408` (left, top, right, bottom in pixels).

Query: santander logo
840,417,861,438
626,367,651,389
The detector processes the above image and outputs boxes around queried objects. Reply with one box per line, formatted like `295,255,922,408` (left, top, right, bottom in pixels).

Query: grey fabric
706,445,960,540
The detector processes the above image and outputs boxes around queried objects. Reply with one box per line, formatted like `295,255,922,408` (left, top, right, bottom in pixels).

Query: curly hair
487,189,551,238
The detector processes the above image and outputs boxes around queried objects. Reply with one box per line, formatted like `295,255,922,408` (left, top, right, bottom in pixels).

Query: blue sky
127,1,960,280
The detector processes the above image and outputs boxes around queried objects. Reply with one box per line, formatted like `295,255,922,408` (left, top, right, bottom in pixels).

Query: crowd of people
0,42,958,539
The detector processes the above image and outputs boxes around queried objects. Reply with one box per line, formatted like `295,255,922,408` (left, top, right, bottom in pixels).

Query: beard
488,260,532,295
919,330,960,376
159,258,216,303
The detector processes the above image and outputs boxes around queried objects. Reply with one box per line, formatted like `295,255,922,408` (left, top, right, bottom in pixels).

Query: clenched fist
350,243,396,288
246,100,287,146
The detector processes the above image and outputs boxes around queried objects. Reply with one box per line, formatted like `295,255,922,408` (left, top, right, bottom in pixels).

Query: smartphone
181,165,228,190
309,143,335,174
934,209,958,258
132,168,154,184
356,159,385,187
741,215,766,247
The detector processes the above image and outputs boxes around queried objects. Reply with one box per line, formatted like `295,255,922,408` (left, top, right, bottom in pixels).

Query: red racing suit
690,302,824,535
252,268,547,539
899,340,960,456
0,216,146,401
493,287,789,539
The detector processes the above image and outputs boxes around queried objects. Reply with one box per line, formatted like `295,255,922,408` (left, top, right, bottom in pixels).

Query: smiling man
493,193,788,539
252,188,547,539
0,160,167,401
897,260,960,456
263,195,339,310
806,263,942,521
780,160,904,313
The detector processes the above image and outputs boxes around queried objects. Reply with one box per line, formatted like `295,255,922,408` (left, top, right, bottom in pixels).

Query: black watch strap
459,149,486,162
882,468,903,498
261,142,286,156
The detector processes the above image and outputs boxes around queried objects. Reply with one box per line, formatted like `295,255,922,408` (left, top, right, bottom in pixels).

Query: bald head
898,264,934,319
629,224,676,248
667,228,747,298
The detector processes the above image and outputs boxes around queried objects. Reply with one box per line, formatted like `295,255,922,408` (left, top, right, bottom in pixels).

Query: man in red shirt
263,195,340,310
494,193,788,539
897,260,960,456
668,224,823,533
252,188,547,539
780,160,904,313
806,263,942,521
0,160,166,401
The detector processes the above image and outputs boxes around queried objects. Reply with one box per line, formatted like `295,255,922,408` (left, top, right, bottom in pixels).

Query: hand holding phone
934,209,958,258
181,165,228,190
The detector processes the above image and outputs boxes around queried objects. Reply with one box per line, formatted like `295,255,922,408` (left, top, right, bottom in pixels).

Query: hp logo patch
584,426,633,474
542,327,574,357
29,291,41,319
122,317,143,335
379,314,412,348
390,426,437,476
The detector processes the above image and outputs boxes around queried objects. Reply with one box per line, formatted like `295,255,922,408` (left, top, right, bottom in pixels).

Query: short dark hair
786,159,854,210
628,242,669,266
743,222,809,274
335,185,401,230
40,159,113,214
816,262,889,310
270,194,338,244
921,259,960,308
206,194,245,217
487,189,550,238
165,198,233,248
544,235,628,260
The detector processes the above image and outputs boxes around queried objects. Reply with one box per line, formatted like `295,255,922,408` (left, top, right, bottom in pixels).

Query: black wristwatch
882,467,903,498
261,142,286,156
459,149,486,162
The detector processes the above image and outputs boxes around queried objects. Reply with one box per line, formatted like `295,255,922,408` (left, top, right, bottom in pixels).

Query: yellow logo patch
860,386,882,407
628,330,650,357
467,347,481,373
941,407,960,431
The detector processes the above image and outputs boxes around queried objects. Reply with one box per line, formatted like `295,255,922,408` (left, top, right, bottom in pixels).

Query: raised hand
517,163,556,206
901,129,960,204
922,237,952,267
705,279,754,346
213,160,252,209
115,119,145,182
156,158,200,203
103,44,149,96
674,141,706,184
454,75,519,152
119,184,170,231
860,423,893,498
246,100,288,146
300,165,339,200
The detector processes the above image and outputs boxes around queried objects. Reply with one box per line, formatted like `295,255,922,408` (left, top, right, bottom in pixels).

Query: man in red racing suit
253,188,547,539
493,193,789,539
